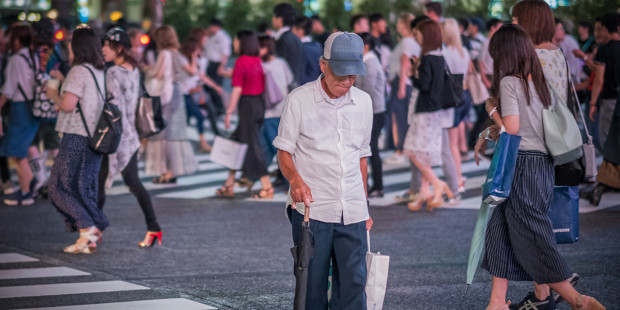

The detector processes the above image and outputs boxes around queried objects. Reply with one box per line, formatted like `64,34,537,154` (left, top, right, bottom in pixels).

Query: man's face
320,60,357,98
468,24,478,35
424,9,439,22
272,16,282,31
594,21,610,44
554,23,565,43
578,26,589,40
312,20,325,34
372,19,387,34
354,18,369,33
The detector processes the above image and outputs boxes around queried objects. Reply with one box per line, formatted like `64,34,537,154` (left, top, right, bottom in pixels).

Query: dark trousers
388,77,412,152
370,112,385,190
468,104,493,149
233,95,267,180
184,94,205,134
98,152,161,232
290,208,367,310
0,156,9,182
206,62,224,115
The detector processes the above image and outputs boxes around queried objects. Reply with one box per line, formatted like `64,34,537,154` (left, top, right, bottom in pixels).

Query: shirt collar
312,75,356,106
273,26,291,40
363,51,377,62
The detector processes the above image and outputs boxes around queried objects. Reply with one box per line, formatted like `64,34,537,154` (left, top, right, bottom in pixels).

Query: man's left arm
359,99,373,231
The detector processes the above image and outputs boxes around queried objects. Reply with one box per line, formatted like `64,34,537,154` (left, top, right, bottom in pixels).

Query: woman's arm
199,73,222,94
224,86,242,129
46,88,79,112
398,53,411,99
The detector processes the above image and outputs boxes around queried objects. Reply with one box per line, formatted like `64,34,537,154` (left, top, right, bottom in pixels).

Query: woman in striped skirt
474,24,605,310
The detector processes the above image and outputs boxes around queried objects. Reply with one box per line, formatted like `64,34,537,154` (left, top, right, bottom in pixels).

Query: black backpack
77,65,123,155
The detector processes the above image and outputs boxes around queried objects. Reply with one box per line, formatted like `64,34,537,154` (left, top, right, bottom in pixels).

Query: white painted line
14,298,217,310
0,267,90,280
0,281,149,299
108,171,231,196
0,253,38,264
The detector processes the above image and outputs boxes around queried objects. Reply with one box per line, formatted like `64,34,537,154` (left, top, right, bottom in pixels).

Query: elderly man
273,32,373,309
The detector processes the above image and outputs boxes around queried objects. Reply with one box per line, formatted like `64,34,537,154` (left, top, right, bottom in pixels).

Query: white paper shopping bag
210,136,248,170
365,231,389,310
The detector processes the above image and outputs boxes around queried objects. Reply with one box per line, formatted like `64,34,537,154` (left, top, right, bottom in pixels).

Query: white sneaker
384,152,407,164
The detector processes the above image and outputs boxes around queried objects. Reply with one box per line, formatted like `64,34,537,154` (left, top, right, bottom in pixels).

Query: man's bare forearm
360,157,368,199
277,150,301,184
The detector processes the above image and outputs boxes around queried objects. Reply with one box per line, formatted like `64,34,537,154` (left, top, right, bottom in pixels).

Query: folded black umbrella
291,206,314,310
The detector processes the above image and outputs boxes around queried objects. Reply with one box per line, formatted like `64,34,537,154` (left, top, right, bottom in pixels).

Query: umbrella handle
303,205,310,222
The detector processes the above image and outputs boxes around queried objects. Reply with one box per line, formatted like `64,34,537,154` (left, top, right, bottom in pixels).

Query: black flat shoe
153,176,177,184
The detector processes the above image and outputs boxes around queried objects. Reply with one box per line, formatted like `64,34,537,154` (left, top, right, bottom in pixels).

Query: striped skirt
481,150,573,284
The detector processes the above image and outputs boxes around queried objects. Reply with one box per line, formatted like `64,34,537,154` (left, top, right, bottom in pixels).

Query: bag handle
141,83,151,98
367,230,371,253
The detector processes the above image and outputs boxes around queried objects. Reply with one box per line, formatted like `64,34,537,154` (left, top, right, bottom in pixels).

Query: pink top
232,55,265,95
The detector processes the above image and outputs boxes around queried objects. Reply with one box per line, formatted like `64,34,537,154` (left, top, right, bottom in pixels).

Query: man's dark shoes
509,292,556,310
580,184,607,206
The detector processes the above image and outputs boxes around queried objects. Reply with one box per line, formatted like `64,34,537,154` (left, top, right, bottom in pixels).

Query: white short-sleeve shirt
205,29,231,63
273,76,373,225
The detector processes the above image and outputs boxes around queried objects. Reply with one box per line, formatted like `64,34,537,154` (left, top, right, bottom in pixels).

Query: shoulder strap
76,65,106,140
16,54,35,102
563,54,592,142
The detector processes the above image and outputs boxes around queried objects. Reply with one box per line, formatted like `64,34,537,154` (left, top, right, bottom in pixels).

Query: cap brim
329,60,367,77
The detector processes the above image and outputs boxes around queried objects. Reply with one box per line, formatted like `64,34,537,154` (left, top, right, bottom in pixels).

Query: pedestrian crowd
0,0,617,309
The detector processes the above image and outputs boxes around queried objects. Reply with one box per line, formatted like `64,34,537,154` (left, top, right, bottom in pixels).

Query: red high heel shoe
139,231,162,248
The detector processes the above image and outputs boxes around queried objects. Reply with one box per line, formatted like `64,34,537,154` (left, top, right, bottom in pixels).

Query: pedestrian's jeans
259,117,280,167
290,206,367,310
388,77,412,152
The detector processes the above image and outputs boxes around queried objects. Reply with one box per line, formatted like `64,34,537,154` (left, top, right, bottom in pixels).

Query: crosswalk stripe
0,267,90,280
0,253,38,264
0,281,149,299
15,298,217,310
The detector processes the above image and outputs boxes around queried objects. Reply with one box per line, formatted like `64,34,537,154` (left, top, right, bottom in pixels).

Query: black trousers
98,152,161,232
233,95,268,180
370,112,385,190
205,62,224,115
468,104,493,149
0,156,9,183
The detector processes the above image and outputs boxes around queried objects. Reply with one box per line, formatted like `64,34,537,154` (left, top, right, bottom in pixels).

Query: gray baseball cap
323,32,366,76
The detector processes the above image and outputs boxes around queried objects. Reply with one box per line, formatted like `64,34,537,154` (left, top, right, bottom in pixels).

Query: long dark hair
180,38,199,63
236,30,259,57
489,24,551,108
9,24,34,60
106,40,139,69
71,27,105,70
511,0,555,45
416,20,442,56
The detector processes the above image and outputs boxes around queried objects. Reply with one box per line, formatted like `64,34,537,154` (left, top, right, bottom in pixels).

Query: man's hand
573,49,586,60
366,217,373,231
290,176,313,208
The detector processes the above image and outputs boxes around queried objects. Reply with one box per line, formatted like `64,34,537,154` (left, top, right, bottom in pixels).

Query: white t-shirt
443,45,470,77
56,64,105,137
479,37,493,75
177,54,200,95
262,57,293,119
387,37,421,83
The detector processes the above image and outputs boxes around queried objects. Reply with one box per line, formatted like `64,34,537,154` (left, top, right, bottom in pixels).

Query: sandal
234,178,255,192
216,185,235,198
253,187,274,199
153,175,177,184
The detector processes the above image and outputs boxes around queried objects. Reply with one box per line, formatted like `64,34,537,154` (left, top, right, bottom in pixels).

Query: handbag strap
367,230,371,252
16,54,35,103
141,82,151,98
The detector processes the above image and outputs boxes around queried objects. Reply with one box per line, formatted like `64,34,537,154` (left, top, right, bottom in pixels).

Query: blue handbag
548,186,580,244
482,132,522,205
